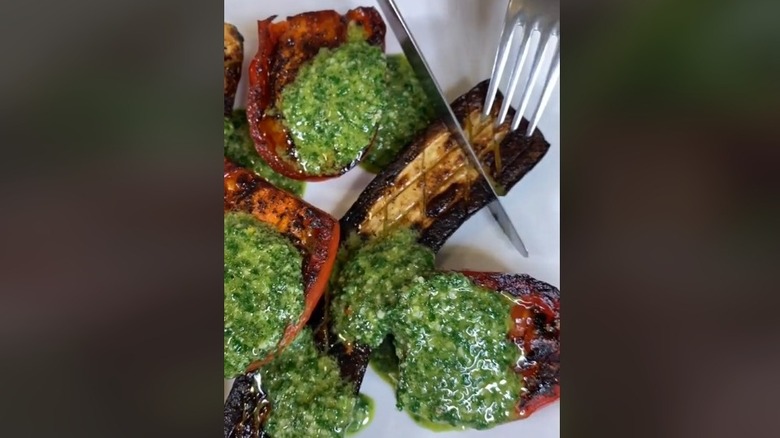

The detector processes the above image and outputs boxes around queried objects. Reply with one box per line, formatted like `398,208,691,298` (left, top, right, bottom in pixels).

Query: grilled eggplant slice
224,373,270,438
340,79,550,252
224,161,340,372
224,23,244,116
247,7,387,181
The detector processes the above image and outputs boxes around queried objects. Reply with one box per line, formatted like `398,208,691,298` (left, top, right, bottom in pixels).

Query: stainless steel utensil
483,0,560,137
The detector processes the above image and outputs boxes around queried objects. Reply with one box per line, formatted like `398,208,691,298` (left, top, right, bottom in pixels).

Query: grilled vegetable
364,271,559,427
224,328,371,438
224,373,270,438
340,79,551,251
224,109,306,197
224,211,306,379
462,271,560,419
224,23,244,116
224,161,340,371
247,7,387,180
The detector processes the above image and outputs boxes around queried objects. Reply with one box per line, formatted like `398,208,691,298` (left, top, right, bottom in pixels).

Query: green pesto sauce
393,273,522,430
279,34,387,175
369,336,400,387
223,212,304,379
346,394,374,436
370,337,462,433
331,229,435,348
260,329,371,437
409,414,464,432
362,54,434,173
223,109,305,196
332,232,521,430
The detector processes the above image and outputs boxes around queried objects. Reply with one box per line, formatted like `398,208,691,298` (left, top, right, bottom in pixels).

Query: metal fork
483,0,560,137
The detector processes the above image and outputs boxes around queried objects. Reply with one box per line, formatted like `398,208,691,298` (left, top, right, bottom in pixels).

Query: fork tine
496,23,533,126
526,40,559,137
482,12,519,118
483,25,517,118
510,24,555,131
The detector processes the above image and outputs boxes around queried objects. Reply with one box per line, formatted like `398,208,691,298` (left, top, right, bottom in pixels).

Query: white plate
224,0,560,436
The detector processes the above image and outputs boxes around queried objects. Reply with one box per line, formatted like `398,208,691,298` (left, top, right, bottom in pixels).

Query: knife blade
376,0,529,257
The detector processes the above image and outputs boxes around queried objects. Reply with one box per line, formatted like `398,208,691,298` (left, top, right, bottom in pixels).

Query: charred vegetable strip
224,374,270,438
247,7,387,180
224,23,244,116
224,161,340,370
340,79,551,251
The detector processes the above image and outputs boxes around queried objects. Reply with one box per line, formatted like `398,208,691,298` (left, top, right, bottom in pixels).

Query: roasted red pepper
224,159,340,371
461,271,561,419
246,7,386,181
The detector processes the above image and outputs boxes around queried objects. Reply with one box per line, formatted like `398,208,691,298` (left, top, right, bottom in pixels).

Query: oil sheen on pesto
362,54,434,173
393,273,522,430
223,212,304,379
224,109,305,196
331,229,435,348
279,30,387,175
260,329,371,437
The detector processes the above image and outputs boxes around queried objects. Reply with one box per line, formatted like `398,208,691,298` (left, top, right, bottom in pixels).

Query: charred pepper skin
224,160,340,372
247,8,387,181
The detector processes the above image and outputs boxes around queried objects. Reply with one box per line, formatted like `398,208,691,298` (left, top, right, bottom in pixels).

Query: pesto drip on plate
224,109,305,196
362,54,435,173
223,212,304,379
279,25,387,175
331,229,522,430
259,328,372,437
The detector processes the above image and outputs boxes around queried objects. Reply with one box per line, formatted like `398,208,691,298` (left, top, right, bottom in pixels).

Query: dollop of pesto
362,54,434,173
223,212,304,378
331,229,435,348
224,110,305,196
279,37,387,175
260,329,371,437
393,273,522,430
330,229,524,430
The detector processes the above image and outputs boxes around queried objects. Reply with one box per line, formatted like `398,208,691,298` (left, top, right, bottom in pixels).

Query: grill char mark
224,374,270,438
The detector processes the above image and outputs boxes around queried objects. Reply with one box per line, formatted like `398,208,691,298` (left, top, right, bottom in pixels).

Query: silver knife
377,0,529,257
